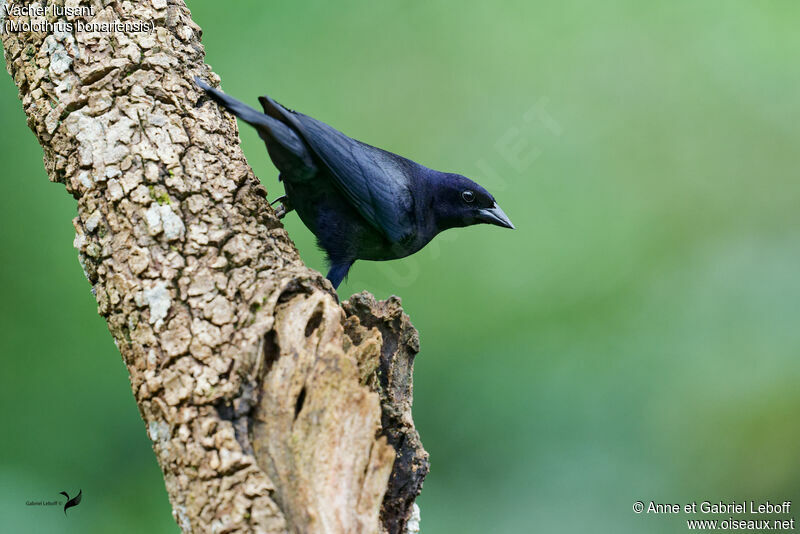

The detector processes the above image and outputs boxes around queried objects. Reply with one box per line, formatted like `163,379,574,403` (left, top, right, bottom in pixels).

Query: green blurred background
2,1,799,532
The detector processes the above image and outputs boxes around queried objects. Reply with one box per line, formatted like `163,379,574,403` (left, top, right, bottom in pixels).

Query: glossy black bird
195,78,514,288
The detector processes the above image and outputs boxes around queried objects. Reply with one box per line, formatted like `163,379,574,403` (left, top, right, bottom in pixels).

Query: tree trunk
1,1,428,532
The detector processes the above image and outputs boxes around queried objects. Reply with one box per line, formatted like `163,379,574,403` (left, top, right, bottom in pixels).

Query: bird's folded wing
260,96,414,244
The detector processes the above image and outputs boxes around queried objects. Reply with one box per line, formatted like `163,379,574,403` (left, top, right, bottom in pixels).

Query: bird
59,489,82,515
195,77,514,288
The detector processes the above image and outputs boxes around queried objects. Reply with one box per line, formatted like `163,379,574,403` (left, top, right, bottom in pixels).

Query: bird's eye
461,190,475,203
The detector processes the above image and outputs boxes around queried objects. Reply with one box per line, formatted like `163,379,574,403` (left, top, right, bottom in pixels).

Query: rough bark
1,1,428,532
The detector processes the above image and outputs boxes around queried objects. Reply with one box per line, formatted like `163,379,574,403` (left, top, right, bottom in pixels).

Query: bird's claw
271,195,293,220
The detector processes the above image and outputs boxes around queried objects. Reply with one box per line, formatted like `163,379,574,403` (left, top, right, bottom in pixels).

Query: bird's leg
325,260,354,289
270,195,294,219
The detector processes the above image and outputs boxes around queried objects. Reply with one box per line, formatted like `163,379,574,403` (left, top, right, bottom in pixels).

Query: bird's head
431,173,514,232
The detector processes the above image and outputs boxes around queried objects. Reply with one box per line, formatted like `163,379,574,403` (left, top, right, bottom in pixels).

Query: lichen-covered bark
1,1,426,532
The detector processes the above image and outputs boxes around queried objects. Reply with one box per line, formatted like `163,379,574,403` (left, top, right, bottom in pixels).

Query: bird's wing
71,490,82,506
259,96,415,243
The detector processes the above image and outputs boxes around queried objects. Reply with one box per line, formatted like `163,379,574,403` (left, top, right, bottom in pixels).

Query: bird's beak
478,203,515,229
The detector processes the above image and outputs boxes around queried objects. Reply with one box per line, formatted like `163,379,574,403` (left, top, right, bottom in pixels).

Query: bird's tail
195,77,272,129
194,77,313,167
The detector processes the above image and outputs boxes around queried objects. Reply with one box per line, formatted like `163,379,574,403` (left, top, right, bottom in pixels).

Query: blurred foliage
1,1,799,532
